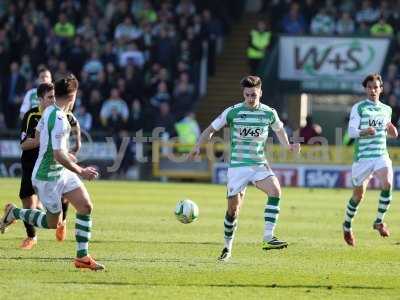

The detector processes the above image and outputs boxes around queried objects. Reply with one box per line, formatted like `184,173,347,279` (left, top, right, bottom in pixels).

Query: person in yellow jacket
247,21,271,74
175,112,201,153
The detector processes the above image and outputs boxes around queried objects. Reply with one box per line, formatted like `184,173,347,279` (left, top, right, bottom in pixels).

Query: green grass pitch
0,178,399,299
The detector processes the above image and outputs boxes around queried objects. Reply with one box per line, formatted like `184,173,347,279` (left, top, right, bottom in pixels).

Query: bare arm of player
188,125,217,160
70,122,82,155
53,149,98,180
20,130,40,151
275,127,301,154
386,122,398,138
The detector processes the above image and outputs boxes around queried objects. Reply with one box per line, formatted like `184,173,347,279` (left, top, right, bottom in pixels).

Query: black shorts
19,167,35,200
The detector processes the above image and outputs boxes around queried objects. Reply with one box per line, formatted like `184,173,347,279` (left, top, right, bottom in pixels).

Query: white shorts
351,156,392,187
227,164,275,197
32,170,82,214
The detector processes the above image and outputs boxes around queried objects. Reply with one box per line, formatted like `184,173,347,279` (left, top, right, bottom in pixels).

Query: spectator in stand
339,0,355,14
356,0,380,25
2,62,26,128
83,51,104,81
356,21,370,36
247,20,271,74
53,13,75,40
75,105,93,132
67,36,87,77
299,116,322,144
150,81,171,109
128,99,145,132
100,88,129,130
324,0,337,16
117,78,130,102
87,88,103,128
174,112,200,152
114,16,143,42
393,79,400,99
281,3,306,35
154,102,175,136
384,63,398,82
336,12,355,35
201,9,223,76
131,0,146,21
76,16,96,40
378,0,392,21
388,94,400,126
0,113,6,131
20,55,33,82
54,60,69,81
101,42,118,66
151,26,176,70
370,16,394,37
125,65,144,100
118,42,145,68
172,77,195,119
310,8,335,35
301,0,319,28
138,0,158,24
281,113,294,138
176,0,196,17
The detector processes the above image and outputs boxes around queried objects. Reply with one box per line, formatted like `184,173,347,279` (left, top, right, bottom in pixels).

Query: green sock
75,214,92,258
343,198,359,231
375,190,392,224
13,208,49,229
264,196,280,240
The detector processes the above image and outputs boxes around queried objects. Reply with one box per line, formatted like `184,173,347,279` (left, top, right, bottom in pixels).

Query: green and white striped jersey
348,99,392,162
211,102,283,167
32,105,71,181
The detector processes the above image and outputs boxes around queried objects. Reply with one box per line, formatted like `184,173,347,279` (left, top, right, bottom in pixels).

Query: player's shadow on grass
0,257,72,261
45,282,395,290
91,240,221,246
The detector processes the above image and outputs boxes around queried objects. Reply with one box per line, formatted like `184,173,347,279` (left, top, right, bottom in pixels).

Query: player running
1,74,104,270
189,75,300,261
342,74,398,246
19,82,81,249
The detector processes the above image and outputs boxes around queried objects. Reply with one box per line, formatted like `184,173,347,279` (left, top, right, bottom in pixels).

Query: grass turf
0,178,399,299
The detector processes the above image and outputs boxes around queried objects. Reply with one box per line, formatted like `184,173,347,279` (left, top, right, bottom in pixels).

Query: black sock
24,221,36,238
62,200,69,221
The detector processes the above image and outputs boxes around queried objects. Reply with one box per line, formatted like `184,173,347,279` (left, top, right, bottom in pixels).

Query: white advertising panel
279,36,390,81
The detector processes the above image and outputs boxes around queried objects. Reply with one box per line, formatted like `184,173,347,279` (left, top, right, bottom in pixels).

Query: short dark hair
37,82,54,98
362,73,383,88
37,67,50,76
240,75,262,89
54,73,79,98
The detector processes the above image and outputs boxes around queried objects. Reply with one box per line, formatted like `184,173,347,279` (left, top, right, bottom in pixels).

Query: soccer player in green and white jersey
343,73,398,246
0,74,104,270
189,76,301,261
19,67,52,119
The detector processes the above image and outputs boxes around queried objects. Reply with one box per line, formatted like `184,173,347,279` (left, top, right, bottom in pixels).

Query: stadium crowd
0,0,245,135
2,0,400,133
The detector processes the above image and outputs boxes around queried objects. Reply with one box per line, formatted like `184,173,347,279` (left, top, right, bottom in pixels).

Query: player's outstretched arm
53,149,98,180
275,127,301,154
188,125,217,160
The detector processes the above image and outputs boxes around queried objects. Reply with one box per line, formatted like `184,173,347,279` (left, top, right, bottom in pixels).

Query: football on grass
175,199,199,224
